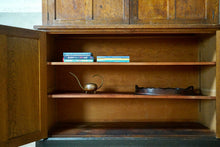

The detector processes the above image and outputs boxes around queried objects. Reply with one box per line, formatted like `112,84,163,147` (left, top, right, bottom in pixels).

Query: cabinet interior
46,33,216,137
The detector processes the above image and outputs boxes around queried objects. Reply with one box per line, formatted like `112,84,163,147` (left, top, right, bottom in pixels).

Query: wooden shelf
49,93,216,100
47,62,216,66
49,122,215,138
34,24,220,34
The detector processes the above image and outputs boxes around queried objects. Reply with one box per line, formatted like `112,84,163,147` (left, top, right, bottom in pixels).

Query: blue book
63,52,92,56
64,56,94,59
97,56,129,58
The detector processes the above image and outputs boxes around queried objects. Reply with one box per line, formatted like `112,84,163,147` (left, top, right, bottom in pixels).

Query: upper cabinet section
130,0,219,24
43,0,219,26
45,0,129,25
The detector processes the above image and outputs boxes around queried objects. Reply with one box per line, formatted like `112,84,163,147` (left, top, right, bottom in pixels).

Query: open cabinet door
0,25,47,147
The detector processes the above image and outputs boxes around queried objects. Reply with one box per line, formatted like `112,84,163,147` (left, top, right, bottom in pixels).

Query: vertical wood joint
47,12,49,21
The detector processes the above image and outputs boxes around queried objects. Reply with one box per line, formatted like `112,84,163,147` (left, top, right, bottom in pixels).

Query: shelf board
47,62,216,66
49,93,216,100
34,24,219,34
49,122,215,138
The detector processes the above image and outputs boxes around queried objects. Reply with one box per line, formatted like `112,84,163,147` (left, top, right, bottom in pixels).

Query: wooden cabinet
1,25,220,146
43,0,218,25
45,0,129,25
130,0,219,24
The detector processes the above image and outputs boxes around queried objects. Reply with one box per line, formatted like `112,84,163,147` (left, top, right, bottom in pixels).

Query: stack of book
97,56,130,62
63,52,94,62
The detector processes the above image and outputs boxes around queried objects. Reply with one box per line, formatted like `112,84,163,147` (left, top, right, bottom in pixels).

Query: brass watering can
69,72,104,94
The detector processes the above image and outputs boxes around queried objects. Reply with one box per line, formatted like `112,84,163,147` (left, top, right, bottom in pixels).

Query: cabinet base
36,136,220,147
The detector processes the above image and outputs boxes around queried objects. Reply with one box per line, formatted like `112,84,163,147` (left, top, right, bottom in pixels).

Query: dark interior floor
37,122,220,147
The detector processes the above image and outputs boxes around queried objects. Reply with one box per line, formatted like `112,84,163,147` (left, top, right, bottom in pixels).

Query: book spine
63,56,94,59
97,58,130,60
97,60,129,62
63,59,94,62
97,56,129,58
63,52,92,56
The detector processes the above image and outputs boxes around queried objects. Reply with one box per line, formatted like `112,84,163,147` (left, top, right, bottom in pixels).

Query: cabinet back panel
54,36,199,62
56,66,199,93
56,99,198,122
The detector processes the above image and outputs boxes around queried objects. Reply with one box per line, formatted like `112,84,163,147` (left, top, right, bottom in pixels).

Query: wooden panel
7,37,40,138
48,0,129,25
93,0,129,23
35,24,219,34
130,0,218,24
176,0,206,19
0,26,47,146
49,93,216,100
0,35,8,146
42,0,48,25
56,99,198,122
56,0,92,20
48,62,216,66
198,35,216,135
216,31,220,138
56,66,199,93
138,0,169,19
53,36,199,62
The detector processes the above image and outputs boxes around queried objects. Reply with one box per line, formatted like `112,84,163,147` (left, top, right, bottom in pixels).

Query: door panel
175,0,205,19
7,37,40,139
0,25,47,146
47,0,129,25
138,0,168,19
130,0,218,24
0,34,8,147
56,0,92,20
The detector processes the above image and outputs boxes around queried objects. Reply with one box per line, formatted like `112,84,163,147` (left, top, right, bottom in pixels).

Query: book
97,56,129,59
63,52,92,56
63,56,94,59
97,60,129,62
97,58,129,60
63,59,94,62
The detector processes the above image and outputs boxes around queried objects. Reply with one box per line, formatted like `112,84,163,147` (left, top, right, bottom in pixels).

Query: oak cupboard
43,0,218,25
0,0,220,146
0,24,220,146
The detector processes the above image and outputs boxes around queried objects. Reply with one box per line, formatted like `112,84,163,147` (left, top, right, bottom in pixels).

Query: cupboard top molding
34,24,220,34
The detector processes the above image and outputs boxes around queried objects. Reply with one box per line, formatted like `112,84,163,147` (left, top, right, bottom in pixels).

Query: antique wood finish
0,25,47,146
48,62,216,66
49,93,215,100
216,31,220,137
49,122,214,137
198,35,217,133
46,0,129,25
45,34,201,124
55,99,198,122
130,0,219,24
34,24,219,34
0,34,8,147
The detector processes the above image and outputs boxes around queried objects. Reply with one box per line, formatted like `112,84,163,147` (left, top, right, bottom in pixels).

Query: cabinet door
45,0,129,25
130,0,219,24
0,25,47,147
